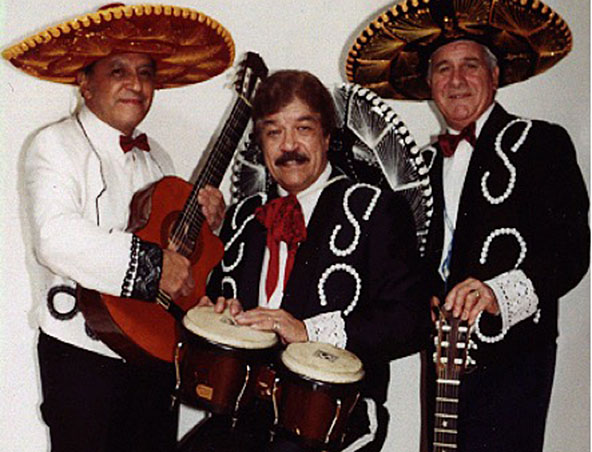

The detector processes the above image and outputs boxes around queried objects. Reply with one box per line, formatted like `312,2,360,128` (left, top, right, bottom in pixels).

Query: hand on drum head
196,296,244,317
235,307,308,345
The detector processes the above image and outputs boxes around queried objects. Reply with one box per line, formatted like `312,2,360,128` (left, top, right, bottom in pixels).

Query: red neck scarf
255,194,307,300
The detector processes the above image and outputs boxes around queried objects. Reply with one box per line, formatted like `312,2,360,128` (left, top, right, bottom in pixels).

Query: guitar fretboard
434,367,460,452
433,315,470,452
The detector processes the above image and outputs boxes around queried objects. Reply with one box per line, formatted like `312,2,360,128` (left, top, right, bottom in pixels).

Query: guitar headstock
434,309,475,376
234,51,268,105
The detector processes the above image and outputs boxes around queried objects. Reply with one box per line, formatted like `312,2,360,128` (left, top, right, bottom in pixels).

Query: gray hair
427,40,498,81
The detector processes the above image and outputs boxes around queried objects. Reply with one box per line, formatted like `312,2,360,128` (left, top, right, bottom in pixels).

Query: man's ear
322,135,331,160
492,65,500,90
76,71,90,101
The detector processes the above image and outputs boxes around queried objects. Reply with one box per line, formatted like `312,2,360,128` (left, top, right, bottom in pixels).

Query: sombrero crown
346,0,572,100
2,3,235,89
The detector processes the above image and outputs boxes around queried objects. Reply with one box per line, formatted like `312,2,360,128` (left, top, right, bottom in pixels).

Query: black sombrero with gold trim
2,3,235,89
345,0,572,100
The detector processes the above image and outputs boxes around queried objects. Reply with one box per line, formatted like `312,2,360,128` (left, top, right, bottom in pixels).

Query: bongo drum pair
176,305,364,450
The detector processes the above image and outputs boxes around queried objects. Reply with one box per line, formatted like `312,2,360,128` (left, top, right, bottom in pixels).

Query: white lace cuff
474,269,539,343
304,311,347,348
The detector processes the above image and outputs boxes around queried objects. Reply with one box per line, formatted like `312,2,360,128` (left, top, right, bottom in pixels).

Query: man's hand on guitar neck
431,277,499,325
198,185,226,231
160,249,194,299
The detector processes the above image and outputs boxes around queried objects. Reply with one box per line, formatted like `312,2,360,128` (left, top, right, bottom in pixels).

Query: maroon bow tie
119,133,150,153
437,123,476,158
255,194,307,300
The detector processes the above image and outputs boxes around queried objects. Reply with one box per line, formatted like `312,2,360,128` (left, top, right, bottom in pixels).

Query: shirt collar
77,105,144,158
278,162,333,224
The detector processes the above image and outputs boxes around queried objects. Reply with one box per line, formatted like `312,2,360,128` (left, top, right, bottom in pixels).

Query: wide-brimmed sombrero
2,3,235,89
345,0,572,100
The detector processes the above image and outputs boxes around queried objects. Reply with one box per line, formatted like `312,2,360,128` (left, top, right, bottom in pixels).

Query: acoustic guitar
78,52,269,365
433,309,474,452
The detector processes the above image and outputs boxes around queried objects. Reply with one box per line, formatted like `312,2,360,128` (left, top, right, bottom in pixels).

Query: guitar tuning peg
469,340,478,350
466,356,476,366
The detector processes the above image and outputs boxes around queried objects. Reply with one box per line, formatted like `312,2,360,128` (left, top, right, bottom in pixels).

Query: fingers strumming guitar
160,248,194,299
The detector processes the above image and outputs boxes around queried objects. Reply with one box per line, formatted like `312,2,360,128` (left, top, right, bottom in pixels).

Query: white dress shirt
258,163,333,308
438,103,495,281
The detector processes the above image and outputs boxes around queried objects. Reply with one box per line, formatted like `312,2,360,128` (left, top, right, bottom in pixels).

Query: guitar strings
435,366,461,445
170,99,251,252
177,100,250,238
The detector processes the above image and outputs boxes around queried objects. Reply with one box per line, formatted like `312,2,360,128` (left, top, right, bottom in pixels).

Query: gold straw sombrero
345,0,572,100
2,3,235,89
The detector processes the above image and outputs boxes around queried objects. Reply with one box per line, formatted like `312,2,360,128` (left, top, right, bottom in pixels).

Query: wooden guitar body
78,176,224,364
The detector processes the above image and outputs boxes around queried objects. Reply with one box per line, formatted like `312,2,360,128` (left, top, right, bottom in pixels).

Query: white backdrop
1,1,589,451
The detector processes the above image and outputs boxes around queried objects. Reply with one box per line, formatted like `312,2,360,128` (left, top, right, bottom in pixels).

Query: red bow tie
119,133,150,153
437,123,476,157
255,194,307,300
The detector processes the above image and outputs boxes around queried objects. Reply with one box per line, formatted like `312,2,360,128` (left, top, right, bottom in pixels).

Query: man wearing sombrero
3,4,233,451
347,0,589,451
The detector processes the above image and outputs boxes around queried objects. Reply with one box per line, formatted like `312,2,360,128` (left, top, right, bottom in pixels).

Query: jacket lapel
235,200,268,310
281,173,346,319
447,103,514,281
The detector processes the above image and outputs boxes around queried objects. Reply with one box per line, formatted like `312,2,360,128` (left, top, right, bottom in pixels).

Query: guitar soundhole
161,211,203,264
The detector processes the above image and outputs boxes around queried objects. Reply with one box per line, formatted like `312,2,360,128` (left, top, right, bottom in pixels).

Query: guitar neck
195,99,252,190
170,97,252,255
433,312,471,452
433,362,461,451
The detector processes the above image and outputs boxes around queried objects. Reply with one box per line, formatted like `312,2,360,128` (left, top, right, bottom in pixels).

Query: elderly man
346,1,589,451
424,38,589,452
184,70,431,452
3,4,233,451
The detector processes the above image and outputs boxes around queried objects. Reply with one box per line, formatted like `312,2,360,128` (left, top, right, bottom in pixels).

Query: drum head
281,342,364,384
183,306,278,349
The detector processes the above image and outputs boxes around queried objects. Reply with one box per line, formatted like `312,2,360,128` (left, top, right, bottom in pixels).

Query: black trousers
178,398,389,452
425,341,557,452
38,331,179,452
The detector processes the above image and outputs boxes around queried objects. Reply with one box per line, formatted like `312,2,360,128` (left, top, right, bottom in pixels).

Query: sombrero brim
2,4,235,89
345,0,572,100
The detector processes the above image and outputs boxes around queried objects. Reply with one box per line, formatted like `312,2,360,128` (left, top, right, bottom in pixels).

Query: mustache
275,151,309,166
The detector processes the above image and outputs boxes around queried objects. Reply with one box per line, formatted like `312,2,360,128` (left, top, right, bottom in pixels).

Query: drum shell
275,363,361,449
179,326,276,415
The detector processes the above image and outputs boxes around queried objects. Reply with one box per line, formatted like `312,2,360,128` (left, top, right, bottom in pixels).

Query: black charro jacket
208,171,431,403
425,103,590,367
